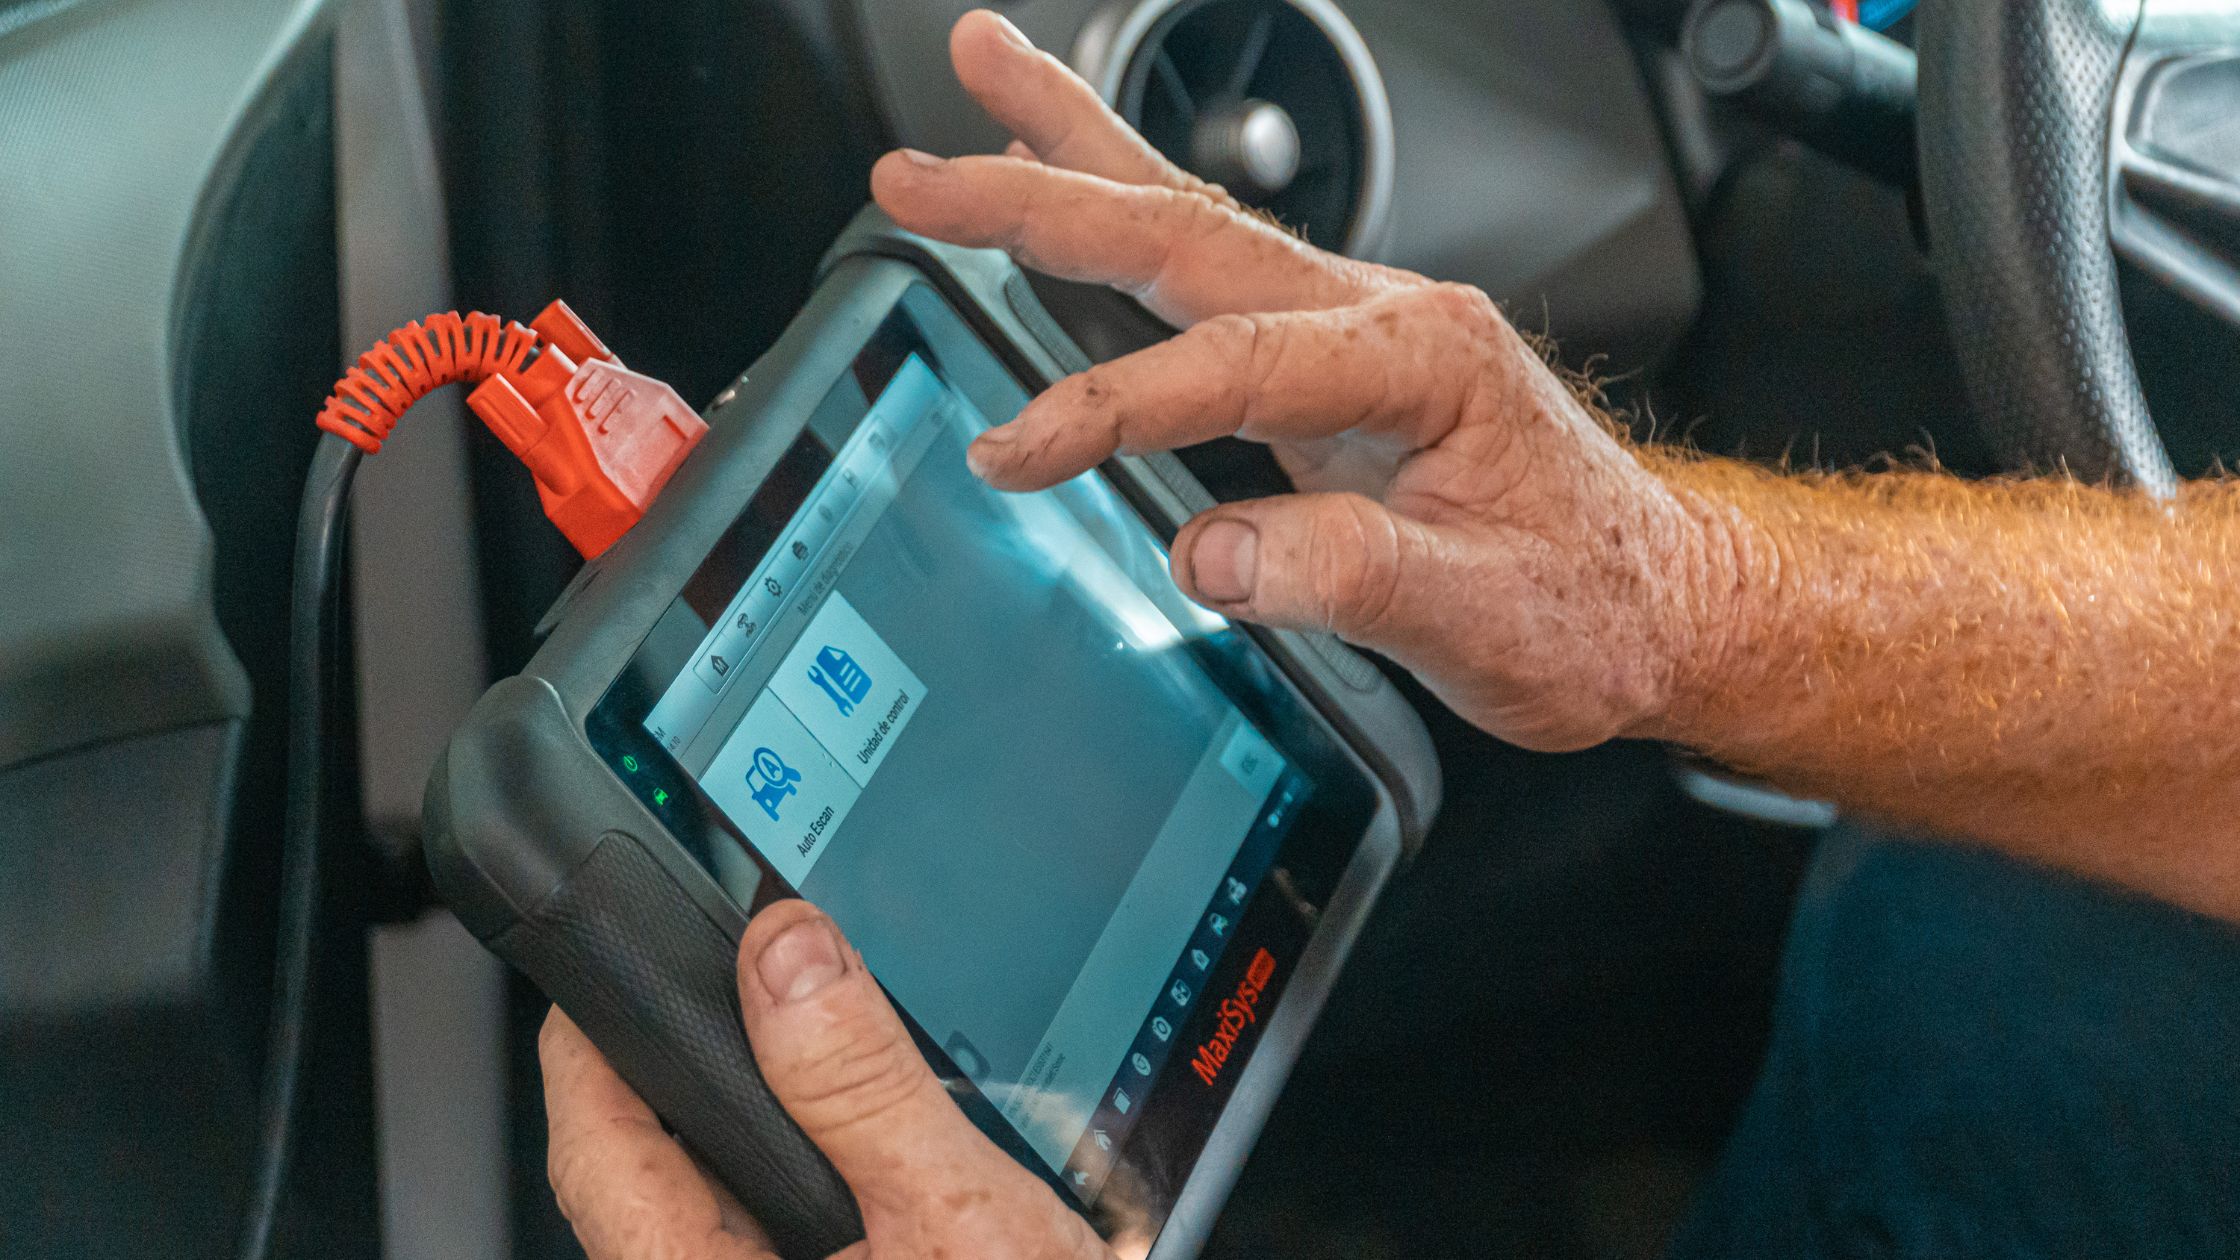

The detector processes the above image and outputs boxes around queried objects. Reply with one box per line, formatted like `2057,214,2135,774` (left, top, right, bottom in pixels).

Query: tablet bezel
578,276,1384,1245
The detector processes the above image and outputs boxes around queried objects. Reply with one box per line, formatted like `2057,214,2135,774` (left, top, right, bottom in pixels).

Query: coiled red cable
315,310,542,453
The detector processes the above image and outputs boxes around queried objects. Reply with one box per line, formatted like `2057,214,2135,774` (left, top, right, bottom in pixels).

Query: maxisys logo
1189,948,1277,1086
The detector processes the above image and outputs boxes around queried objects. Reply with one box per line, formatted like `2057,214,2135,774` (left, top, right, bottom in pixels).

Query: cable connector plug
465,300,707,558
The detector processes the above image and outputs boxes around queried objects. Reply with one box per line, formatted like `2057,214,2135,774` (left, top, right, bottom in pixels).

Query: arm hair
1646,457,2240,921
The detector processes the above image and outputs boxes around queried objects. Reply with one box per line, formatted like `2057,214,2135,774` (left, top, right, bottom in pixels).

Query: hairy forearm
1644,458,2240,921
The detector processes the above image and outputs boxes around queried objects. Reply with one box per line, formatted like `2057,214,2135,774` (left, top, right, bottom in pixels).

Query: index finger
967,290,1496,492
873,151,1415,326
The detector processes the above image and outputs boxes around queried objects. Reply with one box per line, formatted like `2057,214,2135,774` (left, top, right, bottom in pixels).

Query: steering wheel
1918,0,2240,491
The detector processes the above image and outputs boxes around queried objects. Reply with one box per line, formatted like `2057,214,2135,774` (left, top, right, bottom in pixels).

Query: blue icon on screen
808,645,872,716
746,747,801,821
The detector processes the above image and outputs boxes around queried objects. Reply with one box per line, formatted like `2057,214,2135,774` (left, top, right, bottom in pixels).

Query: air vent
1075,0,1394,255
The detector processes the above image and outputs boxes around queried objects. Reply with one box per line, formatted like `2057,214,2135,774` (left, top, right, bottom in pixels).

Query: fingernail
898,147,944,168
965,426,1015,479
988,12,1035,50
1191,519,1258,603
756,915,846,1003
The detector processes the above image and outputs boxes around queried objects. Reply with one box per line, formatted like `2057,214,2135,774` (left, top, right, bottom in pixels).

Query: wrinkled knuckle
1420,282,1502,337
1417,285,1508,415
1173,183,1236,241
1156,185,1236,266
1189,313,1269,427
1196,312,1263,370
780,1009,927,1135
1133,185,1208,295
1306,498,1403,635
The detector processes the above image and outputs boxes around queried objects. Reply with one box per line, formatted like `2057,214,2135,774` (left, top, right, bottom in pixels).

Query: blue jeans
1668,829,2240,1259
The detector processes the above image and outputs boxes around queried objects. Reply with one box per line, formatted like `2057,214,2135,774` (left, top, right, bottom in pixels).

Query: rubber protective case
423,210,1440,1260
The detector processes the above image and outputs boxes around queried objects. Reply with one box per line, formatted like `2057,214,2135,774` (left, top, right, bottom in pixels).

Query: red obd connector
317,300,704,559
464,301,707,558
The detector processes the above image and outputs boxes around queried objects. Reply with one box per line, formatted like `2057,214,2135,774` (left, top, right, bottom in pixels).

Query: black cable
238,433,363,1260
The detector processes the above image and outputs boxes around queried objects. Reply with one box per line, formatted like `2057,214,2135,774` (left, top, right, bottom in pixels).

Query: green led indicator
621,755,640,773
653,788,670,807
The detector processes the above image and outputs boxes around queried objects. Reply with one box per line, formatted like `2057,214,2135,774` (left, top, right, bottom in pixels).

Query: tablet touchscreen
587,280,1374,1225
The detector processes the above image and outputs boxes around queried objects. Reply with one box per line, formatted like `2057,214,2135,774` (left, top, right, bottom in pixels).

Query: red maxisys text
1190,948,1277,1086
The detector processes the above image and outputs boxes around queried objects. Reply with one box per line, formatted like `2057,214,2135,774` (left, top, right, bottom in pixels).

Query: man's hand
864,12,1720,753
872,10,1727,752
541,899,1112,1260
876,10,2240,923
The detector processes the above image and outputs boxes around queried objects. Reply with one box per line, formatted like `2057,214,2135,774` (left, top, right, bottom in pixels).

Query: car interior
5,0,2239,1257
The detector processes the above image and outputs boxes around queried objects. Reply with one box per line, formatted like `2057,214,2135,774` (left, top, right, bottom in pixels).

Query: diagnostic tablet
425,212,1439,1260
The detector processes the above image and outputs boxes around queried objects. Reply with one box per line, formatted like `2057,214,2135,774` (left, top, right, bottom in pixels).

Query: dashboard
846,0,1703,375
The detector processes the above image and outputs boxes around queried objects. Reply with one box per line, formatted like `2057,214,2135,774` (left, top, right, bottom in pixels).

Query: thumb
1173,492,1437,651
735,900,1017,1217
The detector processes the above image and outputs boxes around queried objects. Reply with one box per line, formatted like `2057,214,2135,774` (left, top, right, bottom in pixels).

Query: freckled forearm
1638,457,2240,922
